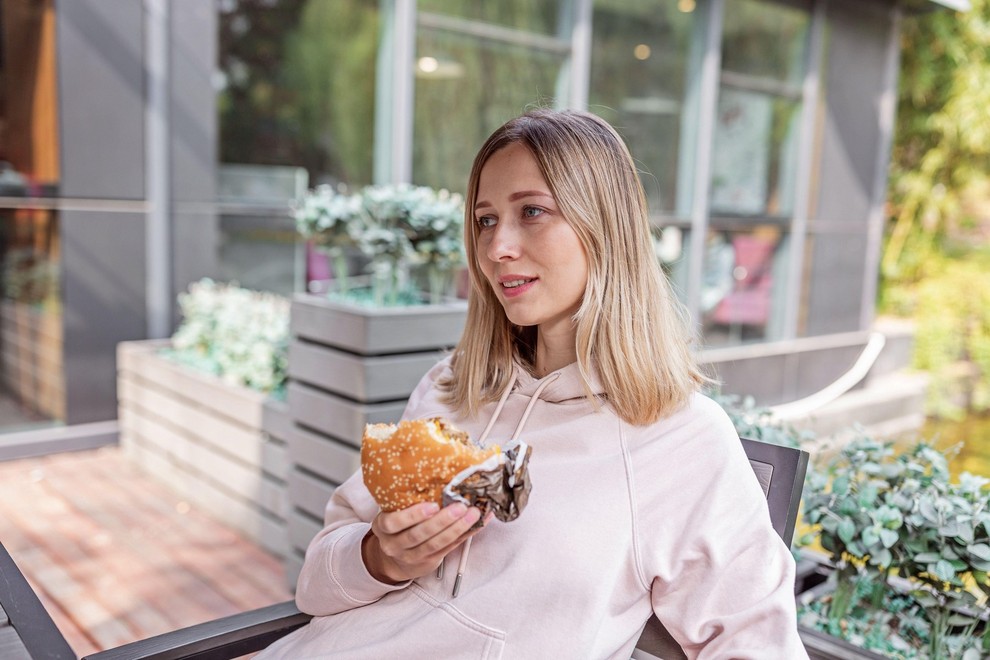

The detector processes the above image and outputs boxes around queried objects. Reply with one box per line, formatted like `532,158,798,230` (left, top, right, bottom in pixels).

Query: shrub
163,279,289,397
800,434,990,658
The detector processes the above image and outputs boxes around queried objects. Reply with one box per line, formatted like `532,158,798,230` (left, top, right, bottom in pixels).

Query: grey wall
56,1,148,423
53,1,222,424
62,210,147,423
56,0,145,200
804,0,892,336
170,1,221,298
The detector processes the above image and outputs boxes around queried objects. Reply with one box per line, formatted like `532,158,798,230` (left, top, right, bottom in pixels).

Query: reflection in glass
0,0,60,197
589,0,697,216
0,208,63,429
721,0,810,85
701,226,785,345
710,0,808,217
413,17,568,193
417,0,566,36
217,0,378,189
652,225,688,303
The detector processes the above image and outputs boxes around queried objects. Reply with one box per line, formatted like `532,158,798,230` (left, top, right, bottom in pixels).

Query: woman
258,109,807,659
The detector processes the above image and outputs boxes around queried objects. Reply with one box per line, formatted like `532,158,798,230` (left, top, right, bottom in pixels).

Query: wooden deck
0,445,293,657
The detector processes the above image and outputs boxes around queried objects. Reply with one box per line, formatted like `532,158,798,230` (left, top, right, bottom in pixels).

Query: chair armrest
82,600,313,660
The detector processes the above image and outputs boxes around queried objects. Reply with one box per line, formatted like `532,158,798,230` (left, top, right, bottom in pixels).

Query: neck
534,327,577,377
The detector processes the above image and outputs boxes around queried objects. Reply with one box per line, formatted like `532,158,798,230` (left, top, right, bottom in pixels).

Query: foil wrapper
442,440,532,523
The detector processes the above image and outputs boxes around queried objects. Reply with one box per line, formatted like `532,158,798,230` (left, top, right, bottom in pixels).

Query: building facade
0,0,962,454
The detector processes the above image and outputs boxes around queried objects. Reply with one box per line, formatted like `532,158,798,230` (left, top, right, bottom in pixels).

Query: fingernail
424,502,439,514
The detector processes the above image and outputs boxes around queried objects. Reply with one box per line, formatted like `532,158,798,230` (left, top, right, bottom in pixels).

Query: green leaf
911,589,938,607
832,475,850,496
934,559,956,582
962,648,981,660
914,552,942,563
880,529,899,548
870,548,893,568
838,518,856,545
969,543,990,560
862,527,880,548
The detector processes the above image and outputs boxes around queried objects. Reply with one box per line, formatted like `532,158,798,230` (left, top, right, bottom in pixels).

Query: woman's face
473,142,589,339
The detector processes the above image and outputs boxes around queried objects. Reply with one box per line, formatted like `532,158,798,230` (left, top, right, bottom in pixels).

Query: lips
497,275,537,298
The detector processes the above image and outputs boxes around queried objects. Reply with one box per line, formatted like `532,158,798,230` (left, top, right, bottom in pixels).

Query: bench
0,437,808,660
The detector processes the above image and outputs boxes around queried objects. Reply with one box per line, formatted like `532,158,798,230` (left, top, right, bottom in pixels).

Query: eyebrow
474,190,554,211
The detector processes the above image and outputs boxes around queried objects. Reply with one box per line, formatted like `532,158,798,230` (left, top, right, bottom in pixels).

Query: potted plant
797,434,990,659
295,182,465,306
117,279,293,566
284,183,469,581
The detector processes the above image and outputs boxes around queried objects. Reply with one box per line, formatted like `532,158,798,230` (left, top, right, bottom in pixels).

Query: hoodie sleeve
639,396,808,659
293,358,451,616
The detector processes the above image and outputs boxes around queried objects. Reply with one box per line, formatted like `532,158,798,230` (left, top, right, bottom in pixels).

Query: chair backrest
739,437,809,547
0,541,77,660
633,437,810,660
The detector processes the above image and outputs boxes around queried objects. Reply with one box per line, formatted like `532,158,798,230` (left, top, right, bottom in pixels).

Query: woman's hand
362,502,486,584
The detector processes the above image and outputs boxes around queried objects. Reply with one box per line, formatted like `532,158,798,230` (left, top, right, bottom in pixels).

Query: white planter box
116,340,290,563
290,293,467,354
283,293,467,583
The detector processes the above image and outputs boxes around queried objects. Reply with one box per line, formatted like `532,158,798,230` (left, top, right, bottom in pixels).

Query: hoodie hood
511,360,605,404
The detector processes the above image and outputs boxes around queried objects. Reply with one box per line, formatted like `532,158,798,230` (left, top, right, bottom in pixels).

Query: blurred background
0,0,986,458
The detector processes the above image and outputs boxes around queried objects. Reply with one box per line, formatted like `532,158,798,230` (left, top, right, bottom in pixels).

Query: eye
522,205,545,219
476,215,497,229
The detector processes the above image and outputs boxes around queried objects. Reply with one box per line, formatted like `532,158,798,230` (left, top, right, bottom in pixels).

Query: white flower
166,279,289,395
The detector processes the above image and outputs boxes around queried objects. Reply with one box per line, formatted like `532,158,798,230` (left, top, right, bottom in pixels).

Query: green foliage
800,434,990,658
218,0,378,187
711,392,807,449
908,251,990,418
295,183,466,306
884,0,990,285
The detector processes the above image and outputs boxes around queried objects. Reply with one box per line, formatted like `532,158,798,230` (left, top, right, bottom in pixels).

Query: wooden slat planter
0,300,64,421
284,293,467,582
116,340,290,565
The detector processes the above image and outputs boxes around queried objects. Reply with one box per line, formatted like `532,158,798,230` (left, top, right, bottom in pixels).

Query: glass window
412,4,571,193
709,0,809,217
217,0,379,189
0,208,63,429
701,225,787,345
589,0,699,217
0,0,60,197
217,0,379,294
417,0,568,36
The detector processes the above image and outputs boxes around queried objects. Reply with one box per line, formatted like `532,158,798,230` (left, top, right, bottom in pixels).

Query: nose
485,221,521,262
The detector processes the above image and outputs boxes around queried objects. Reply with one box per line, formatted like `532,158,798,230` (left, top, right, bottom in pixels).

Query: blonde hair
441,109,706,426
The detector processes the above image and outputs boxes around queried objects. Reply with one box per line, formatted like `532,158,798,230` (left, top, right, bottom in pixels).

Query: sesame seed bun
361,418,499,512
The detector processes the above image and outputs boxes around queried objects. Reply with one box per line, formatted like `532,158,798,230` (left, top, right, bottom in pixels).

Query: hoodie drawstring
450,372,560,597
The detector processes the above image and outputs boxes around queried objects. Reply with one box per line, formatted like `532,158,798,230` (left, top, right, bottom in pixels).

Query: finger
401,503,473,547
376,502,439,535
410,506,482,555
421,512,489,562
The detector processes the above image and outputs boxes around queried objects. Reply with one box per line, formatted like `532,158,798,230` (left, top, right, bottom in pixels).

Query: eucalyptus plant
801,434,990,658
294,183,465,306
293,184,362,293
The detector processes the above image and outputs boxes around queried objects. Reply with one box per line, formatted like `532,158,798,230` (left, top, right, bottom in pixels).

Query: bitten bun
361,418,499,512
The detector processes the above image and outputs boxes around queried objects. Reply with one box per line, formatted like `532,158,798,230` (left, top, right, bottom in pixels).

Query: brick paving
0,446,292,657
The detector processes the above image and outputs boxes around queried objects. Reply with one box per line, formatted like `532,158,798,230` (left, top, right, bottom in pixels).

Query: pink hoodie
257,358,808,659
